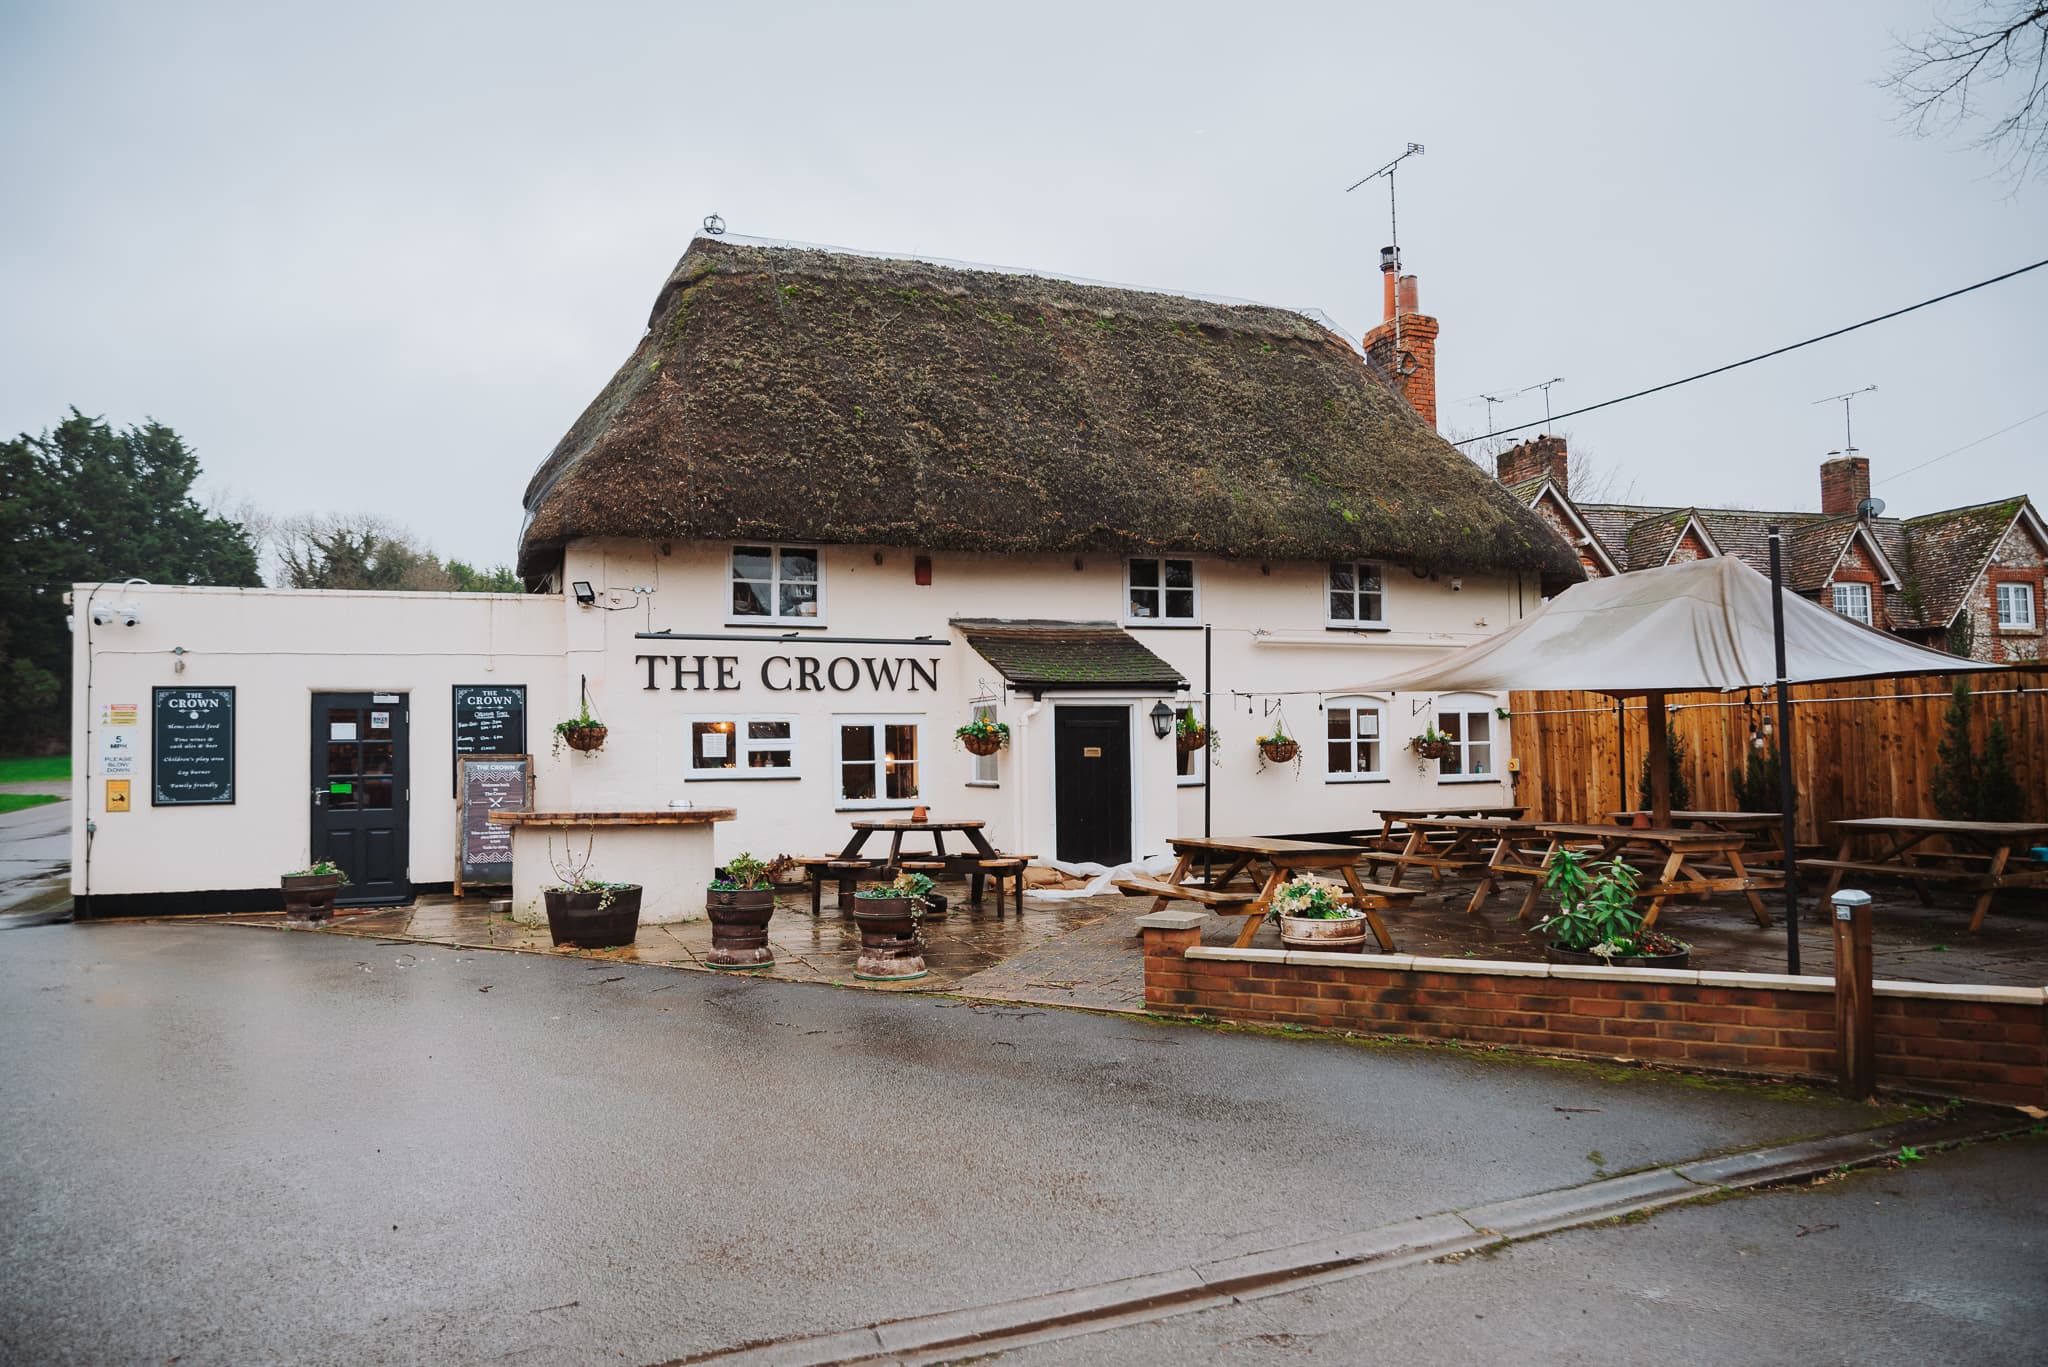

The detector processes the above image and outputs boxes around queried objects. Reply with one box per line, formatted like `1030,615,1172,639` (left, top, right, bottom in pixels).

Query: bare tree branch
1886,2,2048,185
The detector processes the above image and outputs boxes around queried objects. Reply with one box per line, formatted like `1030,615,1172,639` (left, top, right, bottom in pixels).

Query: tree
1931,679,1979,819
1730,740,1784,813
0,410,260,752
445,561,523,593
1976,719,2024,819
267,514,520,594
1638,723,1694,812
1889,3,2048,184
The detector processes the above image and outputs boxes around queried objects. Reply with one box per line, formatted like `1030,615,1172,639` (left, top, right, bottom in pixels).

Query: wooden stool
979,858,1028,915
796,857,880,916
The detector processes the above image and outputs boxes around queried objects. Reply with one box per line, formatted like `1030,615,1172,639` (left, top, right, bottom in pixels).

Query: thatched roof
520,238,1585,590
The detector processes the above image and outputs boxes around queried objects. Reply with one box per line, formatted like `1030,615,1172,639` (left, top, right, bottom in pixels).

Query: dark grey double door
310,692,411,905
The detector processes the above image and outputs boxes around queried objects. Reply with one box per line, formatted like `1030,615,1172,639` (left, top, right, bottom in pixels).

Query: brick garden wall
1139,921,2047,1108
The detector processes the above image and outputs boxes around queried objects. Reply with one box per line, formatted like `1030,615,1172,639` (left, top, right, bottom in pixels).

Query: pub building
68,236,1581,918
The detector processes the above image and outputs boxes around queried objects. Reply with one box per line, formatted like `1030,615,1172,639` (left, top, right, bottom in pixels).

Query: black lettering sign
641,651,942,693
153,686,235,806
761,656,792,690
452,685,527,794
459,756,530,888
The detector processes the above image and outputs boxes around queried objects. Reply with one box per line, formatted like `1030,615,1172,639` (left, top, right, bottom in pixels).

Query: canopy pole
1645,689,1670,827
1614,698,1627,819
1769,528,1801,975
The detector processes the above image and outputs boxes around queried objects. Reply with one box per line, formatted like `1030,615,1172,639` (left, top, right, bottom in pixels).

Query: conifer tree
1930,679,1978,821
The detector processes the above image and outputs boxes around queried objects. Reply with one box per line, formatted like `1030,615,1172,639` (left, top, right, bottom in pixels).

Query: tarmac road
0,919,2030,1365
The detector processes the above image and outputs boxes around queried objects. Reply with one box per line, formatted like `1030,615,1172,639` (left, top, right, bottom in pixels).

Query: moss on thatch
519,239,1586,590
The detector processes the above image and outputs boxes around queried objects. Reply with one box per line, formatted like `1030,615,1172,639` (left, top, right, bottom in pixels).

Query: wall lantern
571,581,597,606
1149,702,1175,739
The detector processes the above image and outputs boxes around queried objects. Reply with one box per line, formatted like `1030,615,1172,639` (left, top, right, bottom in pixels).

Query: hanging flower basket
1411,734,1451,760
1176,725,1210,755
560,723,608,754
961,732,1003,756
955,718,1009,756
1258,737,1300,764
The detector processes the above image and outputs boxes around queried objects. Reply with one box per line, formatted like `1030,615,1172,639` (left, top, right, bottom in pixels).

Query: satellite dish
1856,497,1886,520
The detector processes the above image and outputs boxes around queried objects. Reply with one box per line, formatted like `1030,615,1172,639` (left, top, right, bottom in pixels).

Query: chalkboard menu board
452,684,527,793
458,755,530,891
153,686,235,806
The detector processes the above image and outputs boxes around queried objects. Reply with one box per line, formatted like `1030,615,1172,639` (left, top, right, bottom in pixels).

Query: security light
1150,702,1175,739
571,581,597,606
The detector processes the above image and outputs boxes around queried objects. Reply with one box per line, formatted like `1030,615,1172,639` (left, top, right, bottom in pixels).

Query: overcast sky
4,0,2043,570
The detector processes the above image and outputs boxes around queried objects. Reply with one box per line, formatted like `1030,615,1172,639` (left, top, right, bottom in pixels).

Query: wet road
0,790,69,921
0,920,1961,1364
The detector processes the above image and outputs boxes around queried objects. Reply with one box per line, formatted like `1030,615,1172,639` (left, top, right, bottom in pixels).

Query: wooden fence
1508,672,2048,845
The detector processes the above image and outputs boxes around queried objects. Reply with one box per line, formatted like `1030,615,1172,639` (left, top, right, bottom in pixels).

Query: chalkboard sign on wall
457,754,531,893
153,686,235,806
452,684,527,793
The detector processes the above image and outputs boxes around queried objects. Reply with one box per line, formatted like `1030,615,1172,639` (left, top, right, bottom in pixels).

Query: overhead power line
1875,406,2048,486
1451,256,2048,446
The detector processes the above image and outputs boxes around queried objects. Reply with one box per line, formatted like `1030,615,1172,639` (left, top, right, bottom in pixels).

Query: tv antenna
1813,384,1876,455
1346,143,1425,377
1532,376,1565,428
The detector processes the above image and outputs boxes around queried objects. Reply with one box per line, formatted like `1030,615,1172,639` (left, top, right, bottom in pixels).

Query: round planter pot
961,732,1003,756
850,896,927,980
560,724,608,754
543,885,643,948
1277,913,1370,953
704,887,775,968
1545,943,1691,971
281,873,342,922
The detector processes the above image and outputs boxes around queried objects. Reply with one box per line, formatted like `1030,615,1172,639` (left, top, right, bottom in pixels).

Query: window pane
732,582,769,616
840,725,874,762
1329,563,1354,592
1163,559,1195,588
1165,589,1195,619
1359,565,1383,593
1440,747,1464,776
732,547,773,579
748,750,792,769
327,782,358,810
1467,713,1491,744
779,549,818,581
748,721,791,741
692,722,736,770
779,580,819,617
1327,710,1352,741
1467,743,1492,775
325,743,355,777
1128,559,1159,588
1361,738,1380,773
361,743,393,775
1128,588,1157,619
1440,713,1462,742
885,761,918,801
1328,742,1351,773
360,780,394,810
884,724,918,764
1358,710,1380,737
1360,590,1383,623
840,763,875,801
1329,592,1354,621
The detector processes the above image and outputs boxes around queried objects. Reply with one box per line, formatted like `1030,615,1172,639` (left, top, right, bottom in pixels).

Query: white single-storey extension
70,237,1582,916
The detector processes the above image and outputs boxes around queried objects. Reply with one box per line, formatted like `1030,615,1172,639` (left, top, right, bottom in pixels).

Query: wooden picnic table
1529,823,1780,929
1131,835,1416,951
1607,810,1788,862
1362,804,1528,851
1801,817,2048,932
1379,817,1559,916
802,819,1027,915
1356,816,1541,889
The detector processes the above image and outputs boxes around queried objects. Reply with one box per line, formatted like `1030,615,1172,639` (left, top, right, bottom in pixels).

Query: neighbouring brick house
1495,437,2046,664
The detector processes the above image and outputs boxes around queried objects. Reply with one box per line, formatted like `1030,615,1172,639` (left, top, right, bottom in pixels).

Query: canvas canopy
1343,555,1984,698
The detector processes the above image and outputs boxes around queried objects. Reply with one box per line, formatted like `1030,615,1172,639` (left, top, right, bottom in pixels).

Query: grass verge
0,755,70,784
0,793,62,814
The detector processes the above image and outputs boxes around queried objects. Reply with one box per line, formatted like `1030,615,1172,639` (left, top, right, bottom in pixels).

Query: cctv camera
121,609,143,627
90,605,115,626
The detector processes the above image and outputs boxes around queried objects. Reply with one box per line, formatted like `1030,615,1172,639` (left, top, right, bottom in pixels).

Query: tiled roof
954,619,1186,693
1888,499,2028,630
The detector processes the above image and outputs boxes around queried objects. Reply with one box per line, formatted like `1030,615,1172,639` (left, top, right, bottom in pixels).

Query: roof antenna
1346,143,1424,372
1813,384,1876,457
1531,376,1565,429
702,213,726,237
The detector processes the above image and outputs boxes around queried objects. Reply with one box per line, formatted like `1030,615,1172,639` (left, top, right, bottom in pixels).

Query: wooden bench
796,856,888,915
1113,872,1260,909
978,857,1032,915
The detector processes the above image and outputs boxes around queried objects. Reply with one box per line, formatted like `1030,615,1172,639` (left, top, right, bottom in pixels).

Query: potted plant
705,851,775,969
1534,848,1691,969
1256,726,1300,768
850,871,933,981
762,853,806,894
956,716,1009,756
541,834,642,948
1267,874,1372,953
553,697,607,757
281,861,348,921
1176,709,1211,755
1411,727,1452,760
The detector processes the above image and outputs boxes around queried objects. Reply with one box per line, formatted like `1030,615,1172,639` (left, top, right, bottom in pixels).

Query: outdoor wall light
571,581,597,606
1149,702,1175,739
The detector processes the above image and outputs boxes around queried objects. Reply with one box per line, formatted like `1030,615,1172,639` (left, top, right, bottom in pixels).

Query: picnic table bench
1527,823,1779,929
1800,817,2048,932
1118,835,1417,951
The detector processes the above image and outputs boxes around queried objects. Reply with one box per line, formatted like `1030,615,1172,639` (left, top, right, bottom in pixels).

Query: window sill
685,773,800,782
1121,621,1203,630
1176,778,1206,789
1435,775,1503,785
1326,776,1391,784
1323,624,1391,633
722,618,827,630
965,780,1000,789
1994,625,2040,636
834,802,922,812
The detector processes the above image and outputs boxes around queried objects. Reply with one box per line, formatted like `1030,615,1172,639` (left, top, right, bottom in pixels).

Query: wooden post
1645,690,1670,827
1831,888,1875,1100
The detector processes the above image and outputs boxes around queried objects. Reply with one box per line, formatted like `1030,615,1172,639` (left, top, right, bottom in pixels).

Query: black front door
1054,705,1132,866
310,692,411,905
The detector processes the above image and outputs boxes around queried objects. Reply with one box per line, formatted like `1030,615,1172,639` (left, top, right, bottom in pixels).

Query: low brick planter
1136,913,2047,1108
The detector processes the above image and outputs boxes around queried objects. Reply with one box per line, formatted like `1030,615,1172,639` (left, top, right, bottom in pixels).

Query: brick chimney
1362,247,1440,429
1495,435,1570,494
1820,455,1871,517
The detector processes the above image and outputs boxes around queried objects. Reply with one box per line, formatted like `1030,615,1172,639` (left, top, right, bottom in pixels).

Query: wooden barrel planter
1176,726,1210,755
559,724,608,754
281,872,341,922
1277,912,1370,953
961,732,1003,756
1259,738,1300,764
850,896,928,981
543,885,642,948
704,887,775,969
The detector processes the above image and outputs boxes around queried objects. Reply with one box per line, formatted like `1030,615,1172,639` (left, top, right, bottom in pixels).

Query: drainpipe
1013,692,1043,862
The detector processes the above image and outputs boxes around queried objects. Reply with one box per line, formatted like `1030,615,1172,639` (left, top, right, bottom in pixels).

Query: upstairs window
1325,698,1384,781
731,545,820,623
1125,557,1198,624
1831,582,1872,626
1437,708,1495,779
1996,582,2036,630
1327,562,1386,627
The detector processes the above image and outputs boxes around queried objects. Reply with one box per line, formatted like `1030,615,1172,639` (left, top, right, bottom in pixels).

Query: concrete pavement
0,789,70,924
0,919,2021,1365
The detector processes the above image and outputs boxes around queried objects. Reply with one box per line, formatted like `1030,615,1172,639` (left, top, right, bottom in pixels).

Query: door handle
312,789,326,807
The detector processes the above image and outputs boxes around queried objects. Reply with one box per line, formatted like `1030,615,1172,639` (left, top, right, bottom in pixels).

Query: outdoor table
1529,823,1779,929
1356,816,1542,891
1159,835,1415,951
1392,817,1557,916
1801,817,2048,933
1362,804,1528,852
820,819,1016,912
1607,810,1787,863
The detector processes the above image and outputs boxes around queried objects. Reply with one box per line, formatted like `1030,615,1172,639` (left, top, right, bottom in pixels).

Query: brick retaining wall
1138,917,2047,1108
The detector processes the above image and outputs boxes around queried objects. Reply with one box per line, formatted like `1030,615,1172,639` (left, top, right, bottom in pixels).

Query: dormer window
1328,561,1386,628
1831,582,1872,626
730,546,820,624
1125,557,1198,625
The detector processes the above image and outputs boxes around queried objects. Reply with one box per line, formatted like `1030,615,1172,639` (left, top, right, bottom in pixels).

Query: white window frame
1323,696,1387,783
1326,561,1388,629
1175,705,1206,787
967,701,1000,787
835,715,923,810
1434,699,1499,783
1995,581,2036,630
727,544,823,626
683,714,800,780
1123,556,1200,626
1831,581,1872,626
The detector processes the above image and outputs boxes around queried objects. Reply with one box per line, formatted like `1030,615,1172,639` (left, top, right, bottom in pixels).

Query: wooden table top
490,808,736,827
1409,817,1545,833
1170,835,1364,859
1607,810,1782,826
1534,822,1745,845
849,819,987,832
1375,806,1526,821
1831,817,2048,838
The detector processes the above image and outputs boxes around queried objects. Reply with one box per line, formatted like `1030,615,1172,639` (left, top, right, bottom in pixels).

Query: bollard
1831,889,1875,1100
